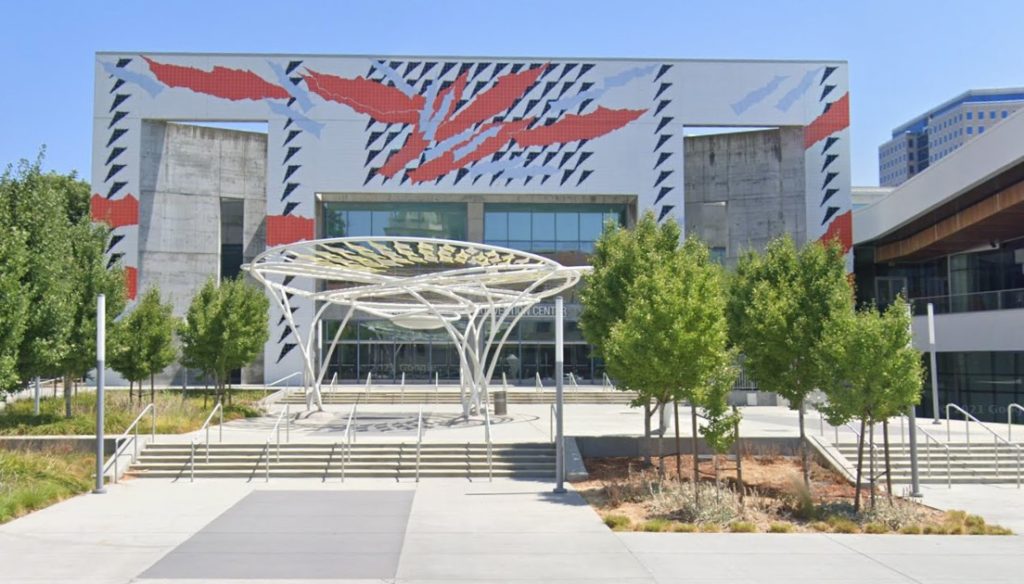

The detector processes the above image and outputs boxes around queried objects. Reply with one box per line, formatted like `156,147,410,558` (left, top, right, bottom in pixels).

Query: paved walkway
1,478,1021,583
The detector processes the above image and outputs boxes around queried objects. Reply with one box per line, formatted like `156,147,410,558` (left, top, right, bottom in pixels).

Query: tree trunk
854,418,866,513
674,401,682,481
883,420,893,503
798,401,810,488
691,404,700,508
869,422,876,510
203,379,209,408
643,400,652,467
63,375,72,419
128,380,133,406
150,372,155,404
733,406,744,505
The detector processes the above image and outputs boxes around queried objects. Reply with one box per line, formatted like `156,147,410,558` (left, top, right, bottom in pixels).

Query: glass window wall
484,203,626,253
323,202,467,240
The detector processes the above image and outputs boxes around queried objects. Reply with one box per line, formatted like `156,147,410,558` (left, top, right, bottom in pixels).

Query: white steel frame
244,237,587,417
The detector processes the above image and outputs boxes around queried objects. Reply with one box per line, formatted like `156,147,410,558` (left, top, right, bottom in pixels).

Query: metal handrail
946,403,1022,488
264,371,302,396
568,372,579,393
415,405,424,483
916,424,952,489
340,399,358,482
263,404,292,482
189,401,223,482
602,372,614,392
535,372,543,393
106,403,156,483
1009,403,1024,441
483,401,493,482
549,403,556,443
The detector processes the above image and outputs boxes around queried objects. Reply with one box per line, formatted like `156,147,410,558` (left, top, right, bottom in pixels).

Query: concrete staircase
126,442,556,480
277,390,634,405
834,442,1024,485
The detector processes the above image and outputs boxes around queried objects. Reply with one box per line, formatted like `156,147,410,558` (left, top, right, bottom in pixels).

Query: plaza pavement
1,478,1021,584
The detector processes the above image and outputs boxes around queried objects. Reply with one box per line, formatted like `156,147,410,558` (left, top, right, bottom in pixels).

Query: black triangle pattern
100,58,135,271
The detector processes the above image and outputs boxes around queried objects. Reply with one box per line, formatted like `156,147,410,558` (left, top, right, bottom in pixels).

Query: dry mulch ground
572,455,1007,535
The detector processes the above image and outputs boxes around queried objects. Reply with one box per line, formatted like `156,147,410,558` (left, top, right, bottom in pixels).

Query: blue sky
2,0,1021,186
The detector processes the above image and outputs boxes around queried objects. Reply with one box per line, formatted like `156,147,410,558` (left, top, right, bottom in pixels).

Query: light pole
906,303,921,497
94,294,107,494
928,303,940,424
553,296,566,494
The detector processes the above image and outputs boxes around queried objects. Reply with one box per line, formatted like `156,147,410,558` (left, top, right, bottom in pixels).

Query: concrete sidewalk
1,478,1021,583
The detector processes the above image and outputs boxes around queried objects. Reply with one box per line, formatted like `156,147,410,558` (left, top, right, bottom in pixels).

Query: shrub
603,514,632,531
641,518,671,532
699,523,722,532
648,481,741,525
729,521,756,533
783,473,816,520
671,522,697,533
940,510,968,535
809,521,831,532
828,517,860,534
984,524,1013,536
864,522,889,534
899,524,923,535
863,499,922,531
768,522,794,533
922,525,945,535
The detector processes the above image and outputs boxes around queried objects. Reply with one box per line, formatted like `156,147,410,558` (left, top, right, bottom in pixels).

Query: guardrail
1009,403,1024,441
910,287,1024,315
483,402,493,482
189,401,223,482
415,405,424,483
262,404,292,482
340,399,358,482
106,403,156,483
916,423,952,489
947,403,1021,488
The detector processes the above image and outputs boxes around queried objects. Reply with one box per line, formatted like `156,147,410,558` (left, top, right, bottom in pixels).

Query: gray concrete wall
684,128,806,267
136,122,268,385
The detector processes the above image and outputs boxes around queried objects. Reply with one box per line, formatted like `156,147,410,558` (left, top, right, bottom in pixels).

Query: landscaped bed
573,455,1012,535
0,446,93,524
0,390,263,436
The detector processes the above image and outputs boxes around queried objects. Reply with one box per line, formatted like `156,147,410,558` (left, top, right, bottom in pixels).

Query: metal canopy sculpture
243,237,588,415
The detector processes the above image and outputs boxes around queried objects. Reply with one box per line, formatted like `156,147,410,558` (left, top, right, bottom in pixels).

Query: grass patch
603,514,632,531
899,524,923,535
729,521,756,533
768,522,794,533
864,522,890,534
670,522,698,532
0,447,92,524
809,521,831,532
640,518,671,532
0,390,263,436
827,516,860,534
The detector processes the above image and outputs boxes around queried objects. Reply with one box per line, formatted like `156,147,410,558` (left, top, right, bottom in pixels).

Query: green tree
580,211,681,456
108,319,147,406
112,288,178,404
0,156,76,388
0,201,29,392
180,277,269,401
818,298,923,512
57,220,126,416
726,235,851,487
602,236,738,498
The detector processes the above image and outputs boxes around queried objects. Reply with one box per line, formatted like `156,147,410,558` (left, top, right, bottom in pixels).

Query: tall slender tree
180,277,269,402
113,288,178,403
600,235,738,499
580,211,681,460
0,200,29,393
818,298,923,511
726,235,851,487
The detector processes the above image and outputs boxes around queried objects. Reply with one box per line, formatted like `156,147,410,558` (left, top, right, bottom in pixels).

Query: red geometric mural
90,193,139,228
266,214,314,246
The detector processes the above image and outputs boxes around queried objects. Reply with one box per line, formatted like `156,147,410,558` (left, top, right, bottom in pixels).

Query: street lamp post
928,303,940,424
553,296,566,494
94,294,107,494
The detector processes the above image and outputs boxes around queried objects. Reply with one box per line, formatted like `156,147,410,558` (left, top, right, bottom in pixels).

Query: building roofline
891,87,1024,136
95,50,846,66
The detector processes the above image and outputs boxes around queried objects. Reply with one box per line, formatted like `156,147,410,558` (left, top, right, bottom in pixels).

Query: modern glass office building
856,107,1024,421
